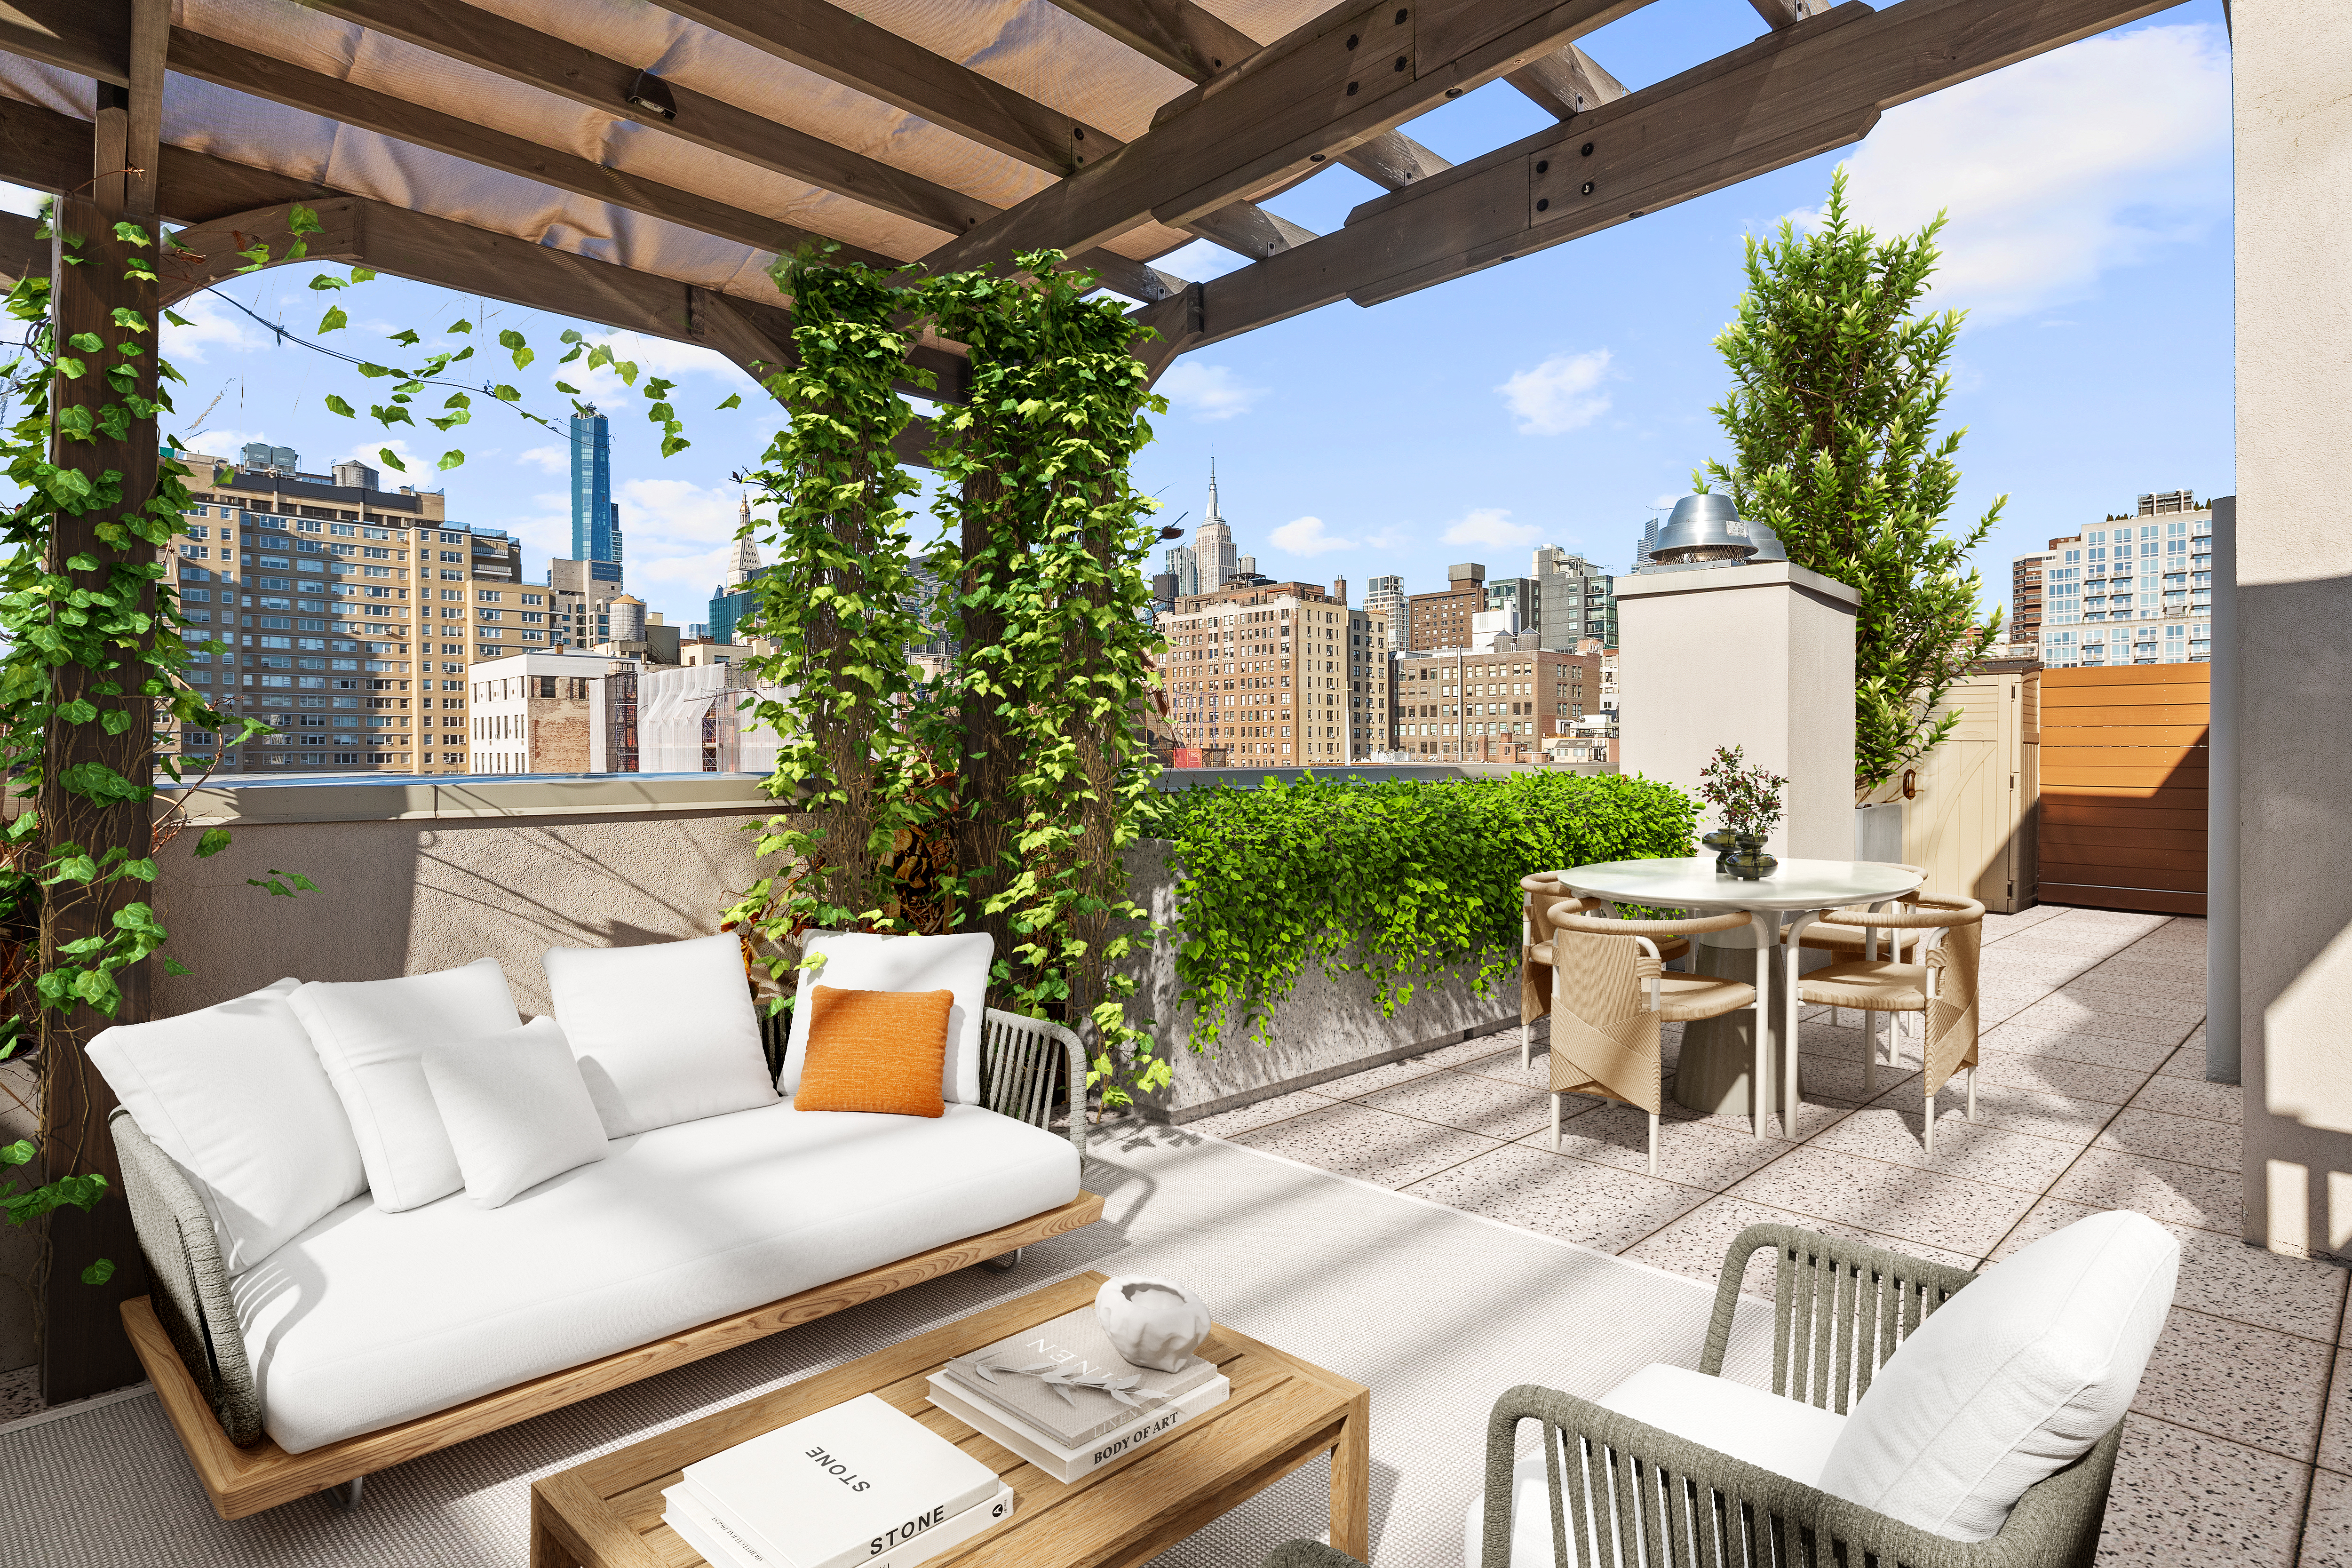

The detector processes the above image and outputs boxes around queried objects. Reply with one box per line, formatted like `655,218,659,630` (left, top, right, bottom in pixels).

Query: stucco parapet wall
1614,560,1861,608
157,772,776,826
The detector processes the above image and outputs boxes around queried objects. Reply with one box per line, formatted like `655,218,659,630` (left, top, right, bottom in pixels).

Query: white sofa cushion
783,932,991,1106
1464,1363,1847,1565
423,1018,608,1209
288,959,521,1213
237,1100,1081,1454
87,979,364,1275
542,934,777,1137
1818,1210,2178,1541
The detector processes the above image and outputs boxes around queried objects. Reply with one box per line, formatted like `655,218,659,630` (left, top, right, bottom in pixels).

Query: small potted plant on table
1696,745,1788,880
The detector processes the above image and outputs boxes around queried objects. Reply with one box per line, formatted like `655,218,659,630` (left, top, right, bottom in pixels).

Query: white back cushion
542,934,778,1137
88,979,364,1274
781,932,992,1106
1818,1210,2178,1541
289,959,520,1213
423,1018,608,1208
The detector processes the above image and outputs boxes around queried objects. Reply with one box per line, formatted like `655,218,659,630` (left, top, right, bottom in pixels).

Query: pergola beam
922,0,1651,274
1506,42,1627,119
1163,0,2185,351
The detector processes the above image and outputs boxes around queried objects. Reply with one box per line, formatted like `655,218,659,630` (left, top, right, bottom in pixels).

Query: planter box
1114,840,1518,1122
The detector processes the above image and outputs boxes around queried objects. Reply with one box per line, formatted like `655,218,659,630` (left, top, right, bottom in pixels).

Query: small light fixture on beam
626,71,677,121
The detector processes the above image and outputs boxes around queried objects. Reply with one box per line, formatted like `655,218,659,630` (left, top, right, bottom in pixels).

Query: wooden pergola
0,0,2177,1400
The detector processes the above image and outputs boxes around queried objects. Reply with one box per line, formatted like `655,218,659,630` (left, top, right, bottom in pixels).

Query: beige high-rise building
163,446,529,777
1158,576,1390,765
2033,490,2214,668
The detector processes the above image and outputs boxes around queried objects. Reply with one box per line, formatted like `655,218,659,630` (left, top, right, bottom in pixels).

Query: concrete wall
2234,11,2352,1262
1615,561,1859,861
1116,841,1519,1120
150,776,775,1018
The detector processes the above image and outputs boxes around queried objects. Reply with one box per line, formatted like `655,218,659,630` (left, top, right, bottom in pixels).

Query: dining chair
1543,899,1760,1170
1518,873,1688,1069
1794,893,1985,1152
1793,864,1927,1035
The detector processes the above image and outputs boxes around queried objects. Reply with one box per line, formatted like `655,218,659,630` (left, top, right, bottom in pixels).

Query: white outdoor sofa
93,931,1098,1520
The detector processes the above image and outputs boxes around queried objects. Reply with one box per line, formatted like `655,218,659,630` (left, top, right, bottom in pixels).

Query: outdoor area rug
0,1123,1773,1568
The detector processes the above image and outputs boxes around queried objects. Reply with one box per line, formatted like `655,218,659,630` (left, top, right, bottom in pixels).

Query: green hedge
1138,772,1697,1053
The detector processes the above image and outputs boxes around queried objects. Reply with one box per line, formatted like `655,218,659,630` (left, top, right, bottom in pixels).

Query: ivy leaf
108,306,148,333
349,264,376,283
161,307,192,326
195,828,232,859
449,318,473,334
66,331,102,353
79,1258,115,1286
436,449,465,471
324,393,356,418
308,273,346,292
715,392,742,410
317,305,349,334
388,327,421,347
377,447,407,473
498,328,533,370
554,380,582,395
287,203,324,235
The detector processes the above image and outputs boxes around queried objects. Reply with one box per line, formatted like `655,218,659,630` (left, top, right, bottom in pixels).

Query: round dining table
1552,856,1925,1137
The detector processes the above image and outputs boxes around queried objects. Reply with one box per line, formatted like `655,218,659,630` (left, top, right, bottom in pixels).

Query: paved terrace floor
1187,906,2352,1568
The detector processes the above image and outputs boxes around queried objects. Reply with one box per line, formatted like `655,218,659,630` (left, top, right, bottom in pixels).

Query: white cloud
569,330,759,406
1496,349,1613,435
1155,361,1263,422
160,290,269,365
1443,507,1542,548
519,443,567,473
1818,22,2230,324
1648,492,1682,510
1271,515,1356,556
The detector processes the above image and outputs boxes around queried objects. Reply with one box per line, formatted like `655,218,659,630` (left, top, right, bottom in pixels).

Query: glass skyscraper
571,409,616,563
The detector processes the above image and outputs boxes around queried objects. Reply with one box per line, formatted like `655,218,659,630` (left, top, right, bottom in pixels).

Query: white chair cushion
782,932,991,1106
288,958,521,1213
1463,1364,1847,1565
422,1019,608,1209
87,979,364,1275
1818,1210,2178,1541
236,1100,1081,1453
542,934,778,1137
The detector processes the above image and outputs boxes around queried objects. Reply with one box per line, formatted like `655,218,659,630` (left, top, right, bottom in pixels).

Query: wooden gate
1883,670,2039,912
2036,664,2210,915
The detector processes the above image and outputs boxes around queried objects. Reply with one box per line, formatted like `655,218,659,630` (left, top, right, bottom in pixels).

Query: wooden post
40,17,163,1400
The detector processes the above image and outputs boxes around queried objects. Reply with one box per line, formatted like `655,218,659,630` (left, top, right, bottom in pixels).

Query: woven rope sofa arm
108,1108,263,1446
983,1008,1089,1159
1480,1382,2111,1568
1257,1542,1368,1568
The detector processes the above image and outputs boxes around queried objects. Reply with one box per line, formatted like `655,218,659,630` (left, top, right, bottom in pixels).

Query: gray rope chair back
982,1007,1089,1158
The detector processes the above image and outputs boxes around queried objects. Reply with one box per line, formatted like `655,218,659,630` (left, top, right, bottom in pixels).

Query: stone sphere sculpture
1093,1274,1210,1373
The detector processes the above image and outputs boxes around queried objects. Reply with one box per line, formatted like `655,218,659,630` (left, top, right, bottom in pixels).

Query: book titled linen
676,1393,999,1568
926,1372,1229,1484
665,1480,1015,1568
938,1305,1219,1449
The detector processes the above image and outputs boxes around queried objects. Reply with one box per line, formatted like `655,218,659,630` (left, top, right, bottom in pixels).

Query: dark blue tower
570,409,614,563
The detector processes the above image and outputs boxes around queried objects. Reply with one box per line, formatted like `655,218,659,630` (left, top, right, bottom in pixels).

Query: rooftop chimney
1332,576,1347,605
1448,562,1486,587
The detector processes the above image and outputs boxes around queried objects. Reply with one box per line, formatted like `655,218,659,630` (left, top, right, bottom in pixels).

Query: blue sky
40,1,2231,631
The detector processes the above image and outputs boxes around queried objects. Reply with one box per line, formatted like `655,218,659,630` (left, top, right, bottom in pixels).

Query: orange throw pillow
794,985,953,1117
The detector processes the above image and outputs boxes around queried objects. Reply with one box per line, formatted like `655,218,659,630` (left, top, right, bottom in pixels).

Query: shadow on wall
151,811,771,1017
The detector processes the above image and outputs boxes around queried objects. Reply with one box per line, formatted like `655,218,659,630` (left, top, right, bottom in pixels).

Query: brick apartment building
1158,577,1391,764
1389,644,1598,763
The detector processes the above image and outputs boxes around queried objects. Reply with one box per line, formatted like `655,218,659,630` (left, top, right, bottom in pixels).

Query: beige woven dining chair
1543,898,1757,1172
1518,873,1688,1069
1793,863,1925,1036
1795,893,1985,1152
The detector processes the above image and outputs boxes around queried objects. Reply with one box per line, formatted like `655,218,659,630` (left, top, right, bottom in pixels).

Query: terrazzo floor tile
1403,1031,1541,1072
1401,1142,1713,1254
2159,1031,2214,1077
1975,987,2051,1027
2066,965,2210,1003
2098,1106,2243,1173
1230,1099,1502,1189
2049,1146,2243,1234
1993,1197,2349,1344
2132,1308,2333,1461
2004,997,2204,1047
1807,1106,2087,1193
1449,1047,1557,1091
1785,1052,1915,1105
1619,1194,1980,1292
2314,1351,2352,1476
1297,1054,1461,1099
2095,1416,2307,1568
0,1365,37,1424
1679,1095,1856,1143
1180,1088,1358,1141
1355,1069,1560,1141
1979,1023,2181,1074
1994,931,2145,962
2131,1075,2242,1123
2297,1469,2352,1568
2048,983,2209,1023
1976,952,2104,987
1970,1048,2154,1105
1510,1102,1790,1191
1873,1077,2122,1145
1726,1145,2038,1257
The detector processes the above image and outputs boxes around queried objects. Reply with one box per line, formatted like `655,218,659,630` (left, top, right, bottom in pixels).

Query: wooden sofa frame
112,1005,1101,1520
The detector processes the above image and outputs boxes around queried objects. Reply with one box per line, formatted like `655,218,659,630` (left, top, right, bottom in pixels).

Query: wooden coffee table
529,1271,1370,1568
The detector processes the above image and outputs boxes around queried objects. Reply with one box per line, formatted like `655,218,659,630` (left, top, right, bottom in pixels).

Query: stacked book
662,1393,1014,1568
926,1306,1229,1483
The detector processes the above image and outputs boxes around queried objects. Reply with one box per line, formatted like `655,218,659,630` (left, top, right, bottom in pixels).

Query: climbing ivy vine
1137,772,1697,1054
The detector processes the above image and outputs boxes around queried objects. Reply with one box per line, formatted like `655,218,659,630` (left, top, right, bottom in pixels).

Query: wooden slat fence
2035,664,2209,915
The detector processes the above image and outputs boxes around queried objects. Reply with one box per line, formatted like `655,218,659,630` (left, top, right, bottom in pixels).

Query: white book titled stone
665,1480,1016,1568
677,1393,1000,1568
